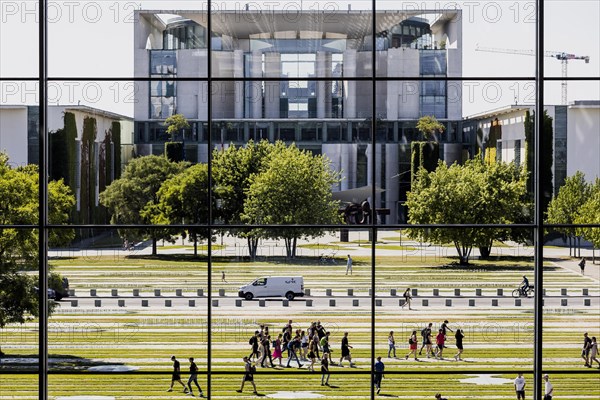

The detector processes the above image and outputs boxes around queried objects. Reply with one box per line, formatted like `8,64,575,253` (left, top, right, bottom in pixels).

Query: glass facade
1,2,599,400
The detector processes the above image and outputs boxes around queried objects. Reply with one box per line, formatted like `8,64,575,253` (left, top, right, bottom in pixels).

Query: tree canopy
99,155,187,254
0,153,75,351
241,142,342,258
165,113,190,140
575,178,600,248
416,115,445,140
406,158,527,264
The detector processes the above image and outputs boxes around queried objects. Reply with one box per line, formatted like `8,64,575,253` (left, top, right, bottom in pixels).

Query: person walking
402,288,412,310
221,271,227,282
339,332,354,367
513,372,526,400
248,330,261,361
311,332,321,360
346,254,353,275
454,329,464,361
435,329,445,359
260,334,274,368
320,332,335,365
419,323,433,356
321,352,330,386
543,374,553,400
307,338,318,371
589,337,600,368
236,357,258,395
405,330,419,360
374,356,385,394
388,330,397,358
186,357,204,397
579,257,586,275
441,320,453,348
167,356,189,393
272,333,284,367
300,330,309,360
286,335,303,368
582,332,592,367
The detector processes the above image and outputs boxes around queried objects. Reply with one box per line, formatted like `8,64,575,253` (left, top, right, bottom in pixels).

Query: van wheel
244,293,254,301
285,292,295,301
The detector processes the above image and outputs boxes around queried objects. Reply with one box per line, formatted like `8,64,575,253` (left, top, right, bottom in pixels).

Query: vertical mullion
39,0,49,399
533,0,545,399
370,1,377,399
207,1,213,398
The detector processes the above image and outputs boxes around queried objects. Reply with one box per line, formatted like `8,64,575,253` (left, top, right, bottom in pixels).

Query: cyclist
520,275,530,295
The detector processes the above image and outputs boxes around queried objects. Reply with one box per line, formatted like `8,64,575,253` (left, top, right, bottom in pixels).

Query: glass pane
211,79,371,227
48,228,208,377
377,1,536,78
544,0,599,78
376,227,535,376
0,81,40,173
47,1,209,77
211,228,372,397
0,0,38,77
211,1,372,78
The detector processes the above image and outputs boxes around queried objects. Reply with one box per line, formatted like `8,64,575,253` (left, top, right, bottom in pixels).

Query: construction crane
475,44,590,105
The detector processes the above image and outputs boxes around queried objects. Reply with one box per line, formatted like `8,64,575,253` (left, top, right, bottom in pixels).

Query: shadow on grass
124,254,370,267
0,353,126,371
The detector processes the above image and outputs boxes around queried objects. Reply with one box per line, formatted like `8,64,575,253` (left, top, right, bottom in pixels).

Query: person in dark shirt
419,323,433,356
187,357,204,397
339,332,354,367
441,320,453,348
321,352,330,386
236,356,258,394
261,334,274,367
454,329,464,361
582,332,592,367
248,330,260,361
435,393,448,400
167,356,188,393
374,356,385,394
520,276,530,293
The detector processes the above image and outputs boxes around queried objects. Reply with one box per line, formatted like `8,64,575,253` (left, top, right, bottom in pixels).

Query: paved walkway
550,257,600,282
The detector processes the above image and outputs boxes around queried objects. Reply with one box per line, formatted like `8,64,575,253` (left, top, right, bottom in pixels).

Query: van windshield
253,278,267,286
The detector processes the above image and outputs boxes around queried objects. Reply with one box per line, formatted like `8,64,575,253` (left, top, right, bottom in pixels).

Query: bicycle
512,285,535,298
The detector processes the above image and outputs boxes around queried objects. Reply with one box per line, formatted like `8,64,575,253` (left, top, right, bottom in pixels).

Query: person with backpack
248,331,260,361
236,357,258,395
579,257,586,275
282,327,292,359
419,323,433,356
405,330,419,360
286,335,303,368
402,288,412,310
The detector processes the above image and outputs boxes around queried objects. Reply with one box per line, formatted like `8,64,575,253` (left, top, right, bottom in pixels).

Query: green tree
148,163,210,256
241,143,342,258
575,178,600,249
416,115,445,140
99,155,187,255
164,114,189,161
0,153,75,355
212,140,274,258
406,159,526,264
547,171,590,256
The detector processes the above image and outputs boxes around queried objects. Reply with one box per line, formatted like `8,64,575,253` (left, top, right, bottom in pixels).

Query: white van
238,276,304,301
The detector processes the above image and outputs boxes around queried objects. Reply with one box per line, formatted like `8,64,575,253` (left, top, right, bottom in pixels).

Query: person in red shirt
435,329,445,359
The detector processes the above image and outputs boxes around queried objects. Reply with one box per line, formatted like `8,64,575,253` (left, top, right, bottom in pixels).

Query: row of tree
99,141,342,258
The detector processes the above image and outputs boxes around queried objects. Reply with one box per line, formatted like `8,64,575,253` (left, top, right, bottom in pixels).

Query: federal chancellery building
133,8,464,224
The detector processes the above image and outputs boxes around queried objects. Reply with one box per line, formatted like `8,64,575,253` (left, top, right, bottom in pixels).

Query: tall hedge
111,121,122,179
411,141,439,184
524,110,553,214
80,117,97,224
50,112,77,189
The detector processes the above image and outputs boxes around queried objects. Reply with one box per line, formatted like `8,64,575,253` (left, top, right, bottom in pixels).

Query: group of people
167,356,204,397
245,320,356,372
388,320,464,361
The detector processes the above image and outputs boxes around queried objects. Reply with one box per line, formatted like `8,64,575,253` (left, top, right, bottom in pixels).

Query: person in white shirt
544,374,553,400
514,373,526,399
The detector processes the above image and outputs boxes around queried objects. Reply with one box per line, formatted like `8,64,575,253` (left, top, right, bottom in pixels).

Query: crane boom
475,44,591,104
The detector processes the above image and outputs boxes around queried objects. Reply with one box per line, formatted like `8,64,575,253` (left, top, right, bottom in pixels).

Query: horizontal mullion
40,76,538,82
